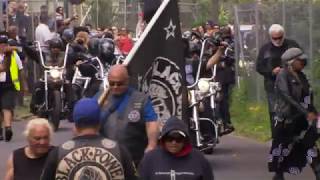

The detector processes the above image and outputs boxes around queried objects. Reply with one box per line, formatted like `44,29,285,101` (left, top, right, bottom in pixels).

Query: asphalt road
0,120,315,180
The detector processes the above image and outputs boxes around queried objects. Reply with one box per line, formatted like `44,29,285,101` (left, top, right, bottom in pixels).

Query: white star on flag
163,19,176,40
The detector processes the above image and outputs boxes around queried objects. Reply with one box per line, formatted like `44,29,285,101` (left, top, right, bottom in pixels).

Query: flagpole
123,0,171,65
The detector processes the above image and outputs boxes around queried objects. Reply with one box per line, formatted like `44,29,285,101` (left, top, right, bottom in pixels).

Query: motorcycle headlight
198,79,210,94
49,69,61,79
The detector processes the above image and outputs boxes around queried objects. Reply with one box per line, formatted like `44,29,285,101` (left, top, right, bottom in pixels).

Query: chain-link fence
79,0,199,36
233,1,320,109
1,0,200,38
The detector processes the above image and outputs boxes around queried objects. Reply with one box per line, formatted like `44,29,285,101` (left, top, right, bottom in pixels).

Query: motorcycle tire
49,90,62,131
203,146,214,154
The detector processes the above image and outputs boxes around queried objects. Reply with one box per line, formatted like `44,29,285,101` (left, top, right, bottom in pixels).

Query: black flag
143,0,161,23
124,0,186,127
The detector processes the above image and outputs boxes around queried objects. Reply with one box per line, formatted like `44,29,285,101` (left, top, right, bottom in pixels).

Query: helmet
48,38,64,50
88,38,100,56
62,28,74,42
99,38,115,64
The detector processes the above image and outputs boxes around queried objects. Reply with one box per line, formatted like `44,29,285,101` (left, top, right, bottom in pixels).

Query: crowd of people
1,1,215,180
1,1,320,180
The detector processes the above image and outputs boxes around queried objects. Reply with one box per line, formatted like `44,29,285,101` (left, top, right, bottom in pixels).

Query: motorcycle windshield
43,52,65,67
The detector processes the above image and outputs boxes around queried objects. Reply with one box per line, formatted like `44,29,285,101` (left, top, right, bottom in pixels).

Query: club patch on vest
128,110,141,122
55,147,125,180
62,140,75,150
101,139,116,149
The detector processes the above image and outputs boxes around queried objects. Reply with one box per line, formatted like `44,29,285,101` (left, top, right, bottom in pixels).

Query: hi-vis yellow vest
9,51,20,91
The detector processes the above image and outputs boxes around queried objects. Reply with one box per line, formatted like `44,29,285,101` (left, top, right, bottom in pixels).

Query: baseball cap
281,47,307,62
73,98,101,126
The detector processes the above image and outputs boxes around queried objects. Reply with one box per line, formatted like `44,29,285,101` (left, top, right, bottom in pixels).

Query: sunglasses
109,81,127,87
271,36,283,40
164,135,185,143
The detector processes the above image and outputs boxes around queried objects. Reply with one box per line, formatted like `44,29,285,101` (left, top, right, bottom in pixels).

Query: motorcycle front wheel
48,90,62,131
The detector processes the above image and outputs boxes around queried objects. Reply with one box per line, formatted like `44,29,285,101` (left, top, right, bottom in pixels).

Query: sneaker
5,127,13,142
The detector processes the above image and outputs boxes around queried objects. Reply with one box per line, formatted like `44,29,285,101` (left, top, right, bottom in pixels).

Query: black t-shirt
13,146,53,180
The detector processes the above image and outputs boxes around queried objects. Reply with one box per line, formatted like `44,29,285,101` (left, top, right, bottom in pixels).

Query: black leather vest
101,90,148,163
56,135,125,180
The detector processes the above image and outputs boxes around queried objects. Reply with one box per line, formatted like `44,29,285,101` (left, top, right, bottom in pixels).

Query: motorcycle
187,38,223,154
34,41,69,130
72,56,108,97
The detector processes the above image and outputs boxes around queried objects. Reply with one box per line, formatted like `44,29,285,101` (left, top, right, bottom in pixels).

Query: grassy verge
230,80,271,142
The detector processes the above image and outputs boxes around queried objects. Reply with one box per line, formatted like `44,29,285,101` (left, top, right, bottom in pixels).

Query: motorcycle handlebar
35,41,69,70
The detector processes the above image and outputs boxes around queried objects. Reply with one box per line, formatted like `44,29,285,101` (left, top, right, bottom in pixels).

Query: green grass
230,80,272,142
231,101,271,142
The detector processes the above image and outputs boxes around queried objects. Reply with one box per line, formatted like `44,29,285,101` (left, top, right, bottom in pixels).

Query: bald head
108,64,129,95
108,64,129,79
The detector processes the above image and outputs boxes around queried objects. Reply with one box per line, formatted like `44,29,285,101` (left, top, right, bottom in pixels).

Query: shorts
0,89,16,110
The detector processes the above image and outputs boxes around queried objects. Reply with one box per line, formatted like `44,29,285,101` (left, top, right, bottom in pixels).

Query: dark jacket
139,117,214,180
274,68,317,123
256,39,300,92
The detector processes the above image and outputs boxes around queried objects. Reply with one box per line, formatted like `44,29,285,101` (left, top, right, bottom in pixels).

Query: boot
0,128,3,141
5,127,13,142
272,172,284,180
220,123,235,136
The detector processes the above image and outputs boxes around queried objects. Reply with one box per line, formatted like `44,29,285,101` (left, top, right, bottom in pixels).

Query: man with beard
256,24,300,138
